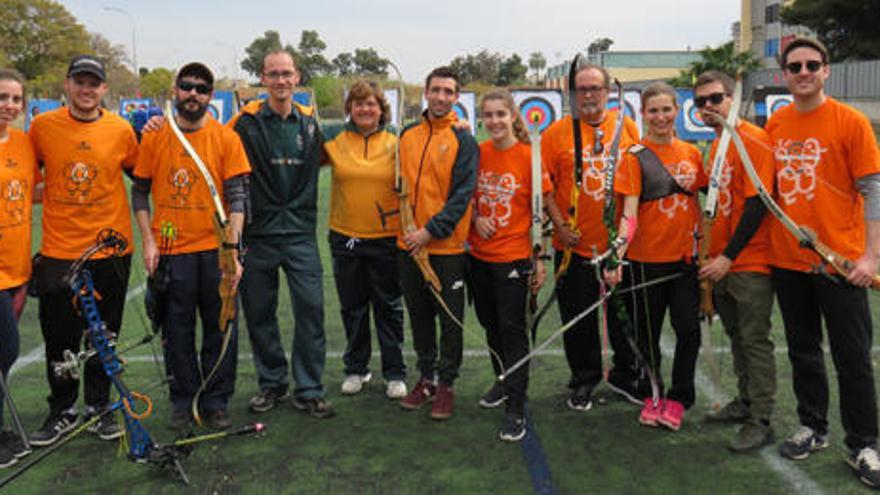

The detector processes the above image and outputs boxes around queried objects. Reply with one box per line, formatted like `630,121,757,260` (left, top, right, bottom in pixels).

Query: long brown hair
480,89,530,144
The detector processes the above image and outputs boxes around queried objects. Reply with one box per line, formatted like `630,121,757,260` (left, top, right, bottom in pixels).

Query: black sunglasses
694,92,728,108
178,81,212,95
784,60,823,74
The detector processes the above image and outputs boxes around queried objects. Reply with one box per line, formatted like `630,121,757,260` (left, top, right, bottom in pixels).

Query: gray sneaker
249,389,288,414
729,421,774,453
86,410,124,441
29,411,79,447
847,446,880,489
779,426,828,460
704,399,750,423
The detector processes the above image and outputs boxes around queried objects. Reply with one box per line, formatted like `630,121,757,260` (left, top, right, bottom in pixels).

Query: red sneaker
430,384,455,420
639,398,663,427
400,378,435,410
658,399,685,431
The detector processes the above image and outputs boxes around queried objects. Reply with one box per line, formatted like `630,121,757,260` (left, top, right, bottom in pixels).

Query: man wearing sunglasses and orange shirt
767,37,880,489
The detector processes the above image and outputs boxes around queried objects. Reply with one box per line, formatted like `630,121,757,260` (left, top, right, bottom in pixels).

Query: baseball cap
67,55,107,81
176,62,214,87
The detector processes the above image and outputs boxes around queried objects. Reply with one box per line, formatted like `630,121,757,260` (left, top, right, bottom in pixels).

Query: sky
62,0,740,82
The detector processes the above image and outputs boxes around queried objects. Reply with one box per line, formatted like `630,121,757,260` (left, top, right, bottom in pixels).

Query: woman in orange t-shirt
0,68,38,465
613,83,707,432
468,89,551,442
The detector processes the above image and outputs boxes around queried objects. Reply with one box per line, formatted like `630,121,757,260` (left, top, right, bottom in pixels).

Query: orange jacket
397,111,478,254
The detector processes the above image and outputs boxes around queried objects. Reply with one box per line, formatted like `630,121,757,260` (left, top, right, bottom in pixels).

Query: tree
332,52,354,77
90,32,137,103
496,54,528,86
296,30,332,83
0,0,90,95
140,68,174,99
527,52,546,84
782,0,880,61
241,30,296,78
588,37,614,55
352,48,389,76
449,50,502,86
668,41,762,87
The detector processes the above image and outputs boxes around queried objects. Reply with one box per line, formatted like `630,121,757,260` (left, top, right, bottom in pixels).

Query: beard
175,97,208,122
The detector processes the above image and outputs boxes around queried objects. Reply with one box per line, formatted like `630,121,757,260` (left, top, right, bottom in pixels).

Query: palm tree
669,41,762,87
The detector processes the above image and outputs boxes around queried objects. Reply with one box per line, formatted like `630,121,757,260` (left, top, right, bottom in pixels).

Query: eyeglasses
575,85,605,95
784,60,824,74
178,81,212,95
694,92,728,108
264,70,296,80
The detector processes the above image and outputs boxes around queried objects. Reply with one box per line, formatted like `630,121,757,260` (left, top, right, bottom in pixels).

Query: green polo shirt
233,101,324,240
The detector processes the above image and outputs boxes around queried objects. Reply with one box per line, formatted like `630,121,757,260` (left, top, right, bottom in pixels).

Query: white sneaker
386,380,407,399
341,373,372,395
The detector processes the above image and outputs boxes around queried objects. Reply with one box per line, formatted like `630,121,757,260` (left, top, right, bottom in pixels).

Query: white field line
660,337,824,495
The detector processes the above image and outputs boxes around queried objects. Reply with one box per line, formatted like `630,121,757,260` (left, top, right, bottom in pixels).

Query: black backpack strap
629,144,691,202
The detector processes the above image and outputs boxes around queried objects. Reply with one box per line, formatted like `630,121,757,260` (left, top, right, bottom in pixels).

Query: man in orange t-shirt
132,63,249,431
542,62,641,411
694,71,777,453
28,55,138,447
767,38,880,488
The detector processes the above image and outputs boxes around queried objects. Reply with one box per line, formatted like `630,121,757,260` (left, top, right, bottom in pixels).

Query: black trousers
399,252,465,386
162,250,238,414
0,287,22,428
469,255,530,412
772,267,878,451
554,251,637,391
627,260,700,408
37,255,130,414
329,231,405,381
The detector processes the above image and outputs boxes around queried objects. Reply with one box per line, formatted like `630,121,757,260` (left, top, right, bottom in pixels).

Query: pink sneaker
639,398,663,427
658,399,685,431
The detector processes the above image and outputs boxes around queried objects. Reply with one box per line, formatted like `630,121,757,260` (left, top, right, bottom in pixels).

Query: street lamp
104,5,138,77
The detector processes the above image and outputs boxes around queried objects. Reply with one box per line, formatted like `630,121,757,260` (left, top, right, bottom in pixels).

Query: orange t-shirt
542,112,639,257
616,138,708,263
706,120,774,274
468,140,552,263
766,98,880,272
0,129,39,290
134,117,251,255
29,108,138,259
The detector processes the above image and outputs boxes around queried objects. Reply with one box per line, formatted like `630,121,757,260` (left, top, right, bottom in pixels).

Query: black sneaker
29,411,79,447
249,388,288,414
606,375,642,406
479,382,508,409
779,426,828,460
498,412,527,442
292,397,336,419
86,410,124,441
566,385,593,412
704,398,750,424
847,446,880,489
0,440,17,469
0,430,31,458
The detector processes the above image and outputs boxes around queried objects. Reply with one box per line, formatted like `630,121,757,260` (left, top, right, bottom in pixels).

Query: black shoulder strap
629,144,691,202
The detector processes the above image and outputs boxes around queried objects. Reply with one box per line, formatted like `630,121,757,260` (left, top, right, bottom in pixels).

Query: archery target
421,91,476,135
605,90,642,138
384,88,401,128
512,90,563,133
675,89,715,142
208,102,222,121
767,94,793,117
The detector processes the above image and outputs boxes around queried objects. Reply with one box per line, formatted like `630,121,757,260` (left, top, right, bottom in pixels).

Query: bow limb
716,117,880,290
165,102,239,425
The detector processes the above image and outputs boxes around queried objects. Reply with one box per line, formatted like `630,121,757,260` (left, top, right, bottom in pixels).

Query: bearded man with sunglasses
693,70,776,453
132,62,250,430
766,37,880,489
28,55,140,446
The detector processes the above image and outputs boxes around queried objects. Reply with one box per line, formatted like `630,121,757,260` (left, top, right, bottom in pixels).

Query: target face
675,89,715,142
512,90,563,133
453,102,469,122
208,102,221,121
604,90,643,138
422,91,476,135
767,94,793,116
